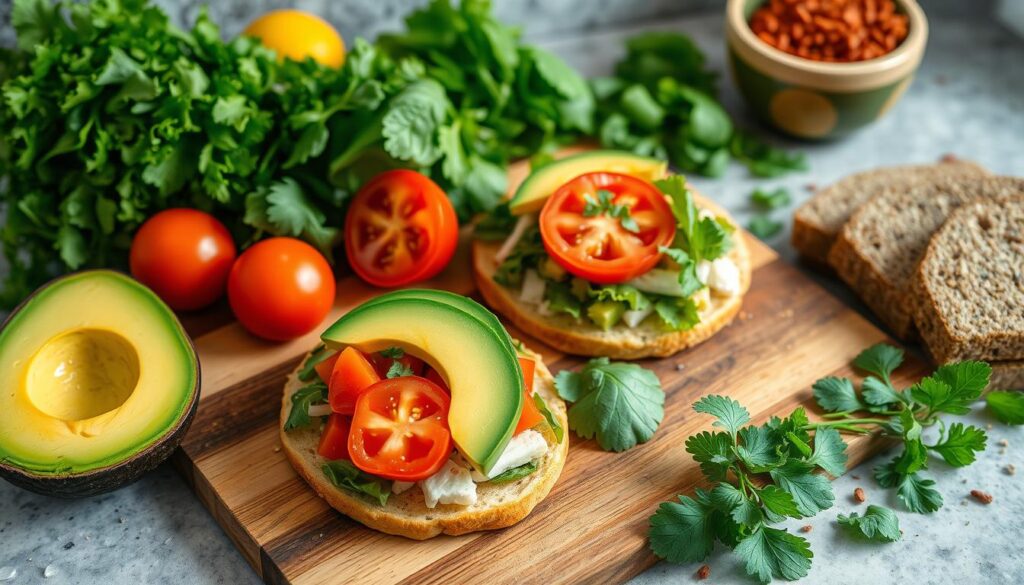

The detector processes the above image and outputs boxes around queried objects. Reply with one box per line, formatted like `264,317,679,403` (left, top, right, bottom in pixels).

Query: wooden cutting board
171,157,927,585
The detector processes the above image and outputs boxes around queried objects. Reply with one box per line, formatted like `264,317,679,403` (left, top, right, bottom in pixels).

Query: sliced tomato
345,170,458,288
314,351,340,384
514,356,545,434
367,350,426,379
328,347,381,415
539,172,676,284
318,414,351,460
348,376,452,481
424,367,449,392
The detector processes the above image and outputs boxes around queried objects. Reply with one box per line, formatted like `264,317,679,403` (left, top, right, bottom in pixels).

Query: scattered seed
62,542,74,550
800,525,813,533
970,490,993,504
851,475,860,480
1005,464,1016,476
163,537,173,546
854,487,866,503
273,446,281,453
940,153,960,163
43,565,57,578
998,439,1009,447
675,364,686,372
697,564,711,580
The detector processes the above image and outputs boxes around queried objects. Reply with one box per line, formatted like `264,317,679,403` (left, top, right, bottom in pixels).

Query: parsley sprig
582,189,640,233
650,343,1022,582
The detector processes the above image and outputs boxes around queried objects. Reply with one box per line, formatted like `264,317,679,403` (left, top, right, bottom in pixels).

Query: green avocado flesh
0,271,198,481
321,295,524,474
508,149,668,215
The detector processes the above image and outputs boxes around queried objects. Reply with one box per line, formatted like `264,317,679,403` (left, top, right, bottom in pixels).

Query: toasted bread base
472,191,751,359
991,361,1024,391
280,345,568,540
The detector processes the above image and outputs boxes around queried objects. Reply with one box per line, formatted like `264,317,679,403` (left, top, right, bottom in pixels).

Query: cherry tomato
129,209,236,310
348,376,452,481
367,350,426,379
227,237,335,341
514,356,545,435
345,170,458,288
318,414,351,460
539,172,676,284
328,347,381,415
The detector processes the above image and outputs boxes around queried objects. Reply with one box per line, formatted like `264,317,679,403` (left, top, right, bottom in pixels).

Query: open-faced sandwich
280,290,567,540
473,150,751,359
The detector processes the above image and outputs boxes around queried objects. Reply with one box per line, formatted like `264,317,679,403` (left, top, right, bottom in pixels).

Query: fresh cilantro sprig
650,396,845,583
583,189,640,233
837,505,901,542
811,344,998,514
284,382,328,431
554,358,664,451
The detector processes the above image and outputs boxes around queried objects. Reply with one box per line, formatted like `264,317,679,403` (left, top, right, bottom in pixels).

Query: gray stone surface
2,2,1024,585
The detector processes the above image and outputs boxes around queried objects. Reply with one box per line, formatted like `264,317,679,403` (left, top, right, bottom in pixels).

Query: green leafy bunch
593,32,806,178
649,395,845,583
812,344,996,513
376,0,594,218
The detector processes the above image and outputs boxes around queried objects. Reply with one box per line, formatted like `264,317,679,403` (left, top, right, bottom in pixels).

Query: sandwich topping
493,172,739,332
287,342,563,509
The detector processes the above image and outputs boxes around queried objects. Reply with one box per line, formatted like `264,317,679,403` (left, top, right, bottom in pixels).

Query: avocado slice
0,271,199,498
587,300,627,331
508,150,668,215
357,289,518,356
322,295,523,474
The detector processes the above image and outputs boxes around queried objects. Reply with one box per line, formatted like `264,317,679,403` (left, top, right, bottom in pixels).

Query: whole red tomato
129,209,237,311
227,237,335,341
345,170,458,287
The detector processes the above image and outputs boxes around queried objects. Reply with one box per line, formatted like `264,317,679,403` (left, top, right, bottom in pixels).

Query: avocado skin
0,270,202,498
0,389,199,498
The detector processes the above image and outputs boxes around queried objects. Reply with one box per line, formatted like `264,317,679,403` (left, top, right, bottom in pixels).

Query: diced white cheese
419,460,478,508
392,481,415,495
520,269,547,305
706,257,741,297
486,430,548,479
622,305,654,328
696,260,712,285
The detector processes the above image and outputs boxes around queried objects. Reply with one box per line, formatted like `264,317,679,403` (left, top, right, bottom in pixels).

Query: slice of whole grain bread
792,160,987,265
912,196,1024,364
828,177,1024,339
991,360,1024,390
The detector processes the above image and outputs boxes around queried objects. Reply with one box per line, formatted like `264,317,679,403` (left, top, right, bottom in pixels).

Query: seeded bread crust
472,192,750,359
911,196,1024,365
280,344,568,540
792,161,988,265
827,177,1024,340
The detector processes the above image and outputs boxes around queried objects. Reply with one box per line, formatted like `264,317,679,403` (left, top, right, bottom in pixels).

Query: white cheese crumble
696,258,741,297
391,481,415,495
622,305,654,328
419,460,478,508
485,429,548,479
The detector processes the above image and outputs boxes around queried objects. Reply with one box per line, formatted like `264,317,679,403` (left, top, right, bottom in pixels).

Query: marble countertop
3,7,1024,585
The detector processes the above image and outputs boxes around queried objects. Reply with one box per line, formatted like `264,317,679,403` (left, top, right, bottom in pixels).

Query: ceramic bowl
725,0,928,140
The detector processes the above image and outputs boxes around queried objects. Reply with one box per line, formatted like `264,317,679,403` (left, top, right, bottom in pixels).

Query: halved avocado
0,271,199,497
321,295,523,474
508,150,668,215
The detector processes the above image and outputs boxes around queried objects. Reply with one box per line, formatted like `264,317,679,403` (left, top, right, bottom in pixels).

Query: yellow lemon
243,10,345,69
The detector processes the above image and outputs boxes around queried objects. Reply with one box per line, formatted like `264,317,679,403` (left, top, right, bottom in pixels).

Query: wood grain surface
171,158,928,585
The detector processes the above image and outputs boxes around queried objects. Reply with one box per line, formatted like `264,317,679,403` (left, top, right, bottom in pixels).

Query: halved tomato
539,172,676,284
318,414,351,460
314,351,340,383
513,356,545,435
328,347,381,415
348,376,452,481
345,170,458,288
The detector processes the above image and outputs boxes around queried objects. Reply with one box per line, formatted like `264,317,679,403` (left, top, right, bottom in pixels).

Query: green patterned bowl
726,0,927,140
